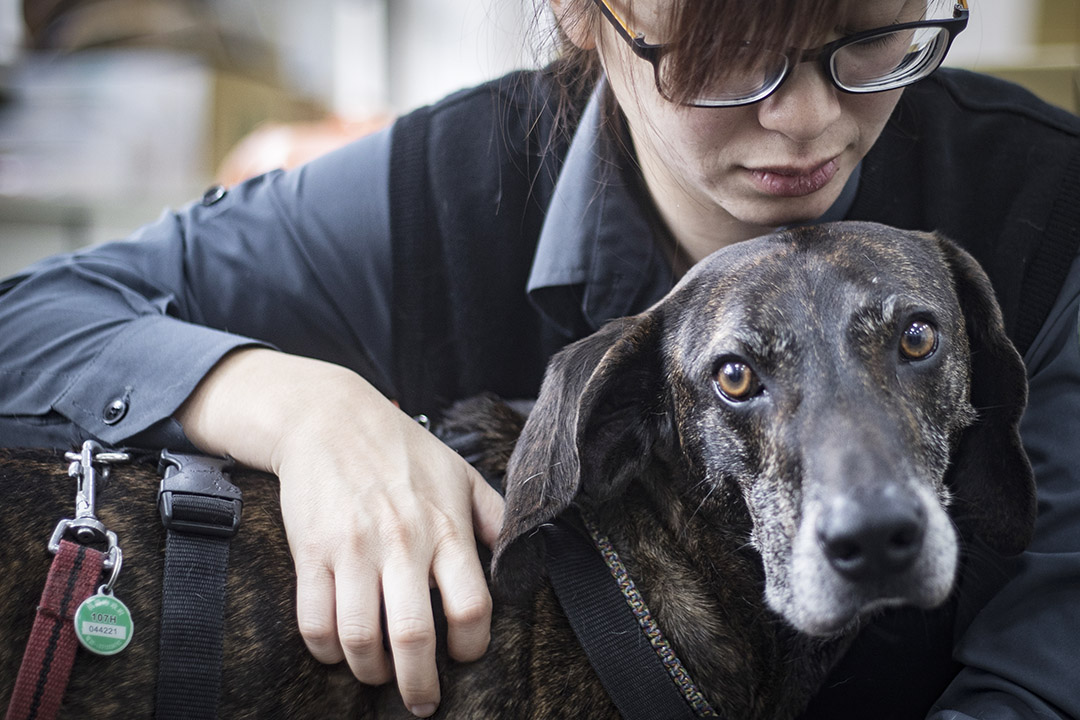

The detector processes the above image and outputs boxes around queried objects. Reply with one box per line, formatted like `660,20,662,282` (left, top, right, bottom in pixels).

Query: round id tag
74,588,134,655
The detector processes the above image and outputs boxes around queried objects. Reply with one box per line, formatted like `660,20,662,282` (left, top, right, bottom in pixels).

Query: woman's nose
756,62,841,143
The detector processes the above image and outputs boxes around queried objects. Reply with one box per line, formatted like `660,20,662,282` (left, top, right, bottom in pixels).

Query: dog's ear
935,233,1035,555
491,312,666,591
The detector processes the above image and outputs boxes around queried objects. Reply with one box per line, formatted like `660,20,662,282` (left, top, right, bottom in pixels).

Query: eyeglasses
591,0,970,107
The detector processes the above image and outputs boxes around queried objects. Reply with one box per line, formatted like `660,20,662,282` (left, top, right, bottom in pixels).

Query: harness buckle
157,451,242,538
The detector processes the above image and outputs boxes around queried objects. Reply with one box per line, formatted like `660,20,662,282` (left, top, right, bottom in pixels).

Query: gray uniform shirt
0,78,1078,720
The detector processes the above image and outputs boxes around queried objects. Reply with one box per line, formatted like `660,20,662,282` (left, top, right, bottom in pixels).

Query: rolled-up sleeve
0,125,394,449
928,254,1080,719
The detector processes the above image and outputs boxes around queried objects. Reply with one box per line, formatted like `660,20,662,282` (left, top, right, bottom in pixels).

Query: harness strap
542,511,716,720
155,452,242,720
5,540,105,720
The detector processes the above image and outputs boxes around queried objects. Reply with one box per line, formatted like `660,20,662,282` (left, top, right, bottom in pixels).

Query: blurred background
0,0,1077,277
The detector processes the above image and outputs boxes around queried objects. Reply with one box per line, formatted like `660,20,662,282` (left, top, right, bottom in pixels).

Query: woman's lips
747,158,840,198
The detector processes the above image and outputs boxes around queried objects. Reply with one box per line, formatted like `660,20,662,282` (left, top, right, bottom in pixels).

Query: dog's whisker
688,483,719,525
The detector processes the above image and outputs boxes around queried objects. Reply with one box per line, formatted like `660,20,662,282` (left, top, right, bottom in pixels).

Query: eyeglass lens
831,26,951,91
656,24,954,106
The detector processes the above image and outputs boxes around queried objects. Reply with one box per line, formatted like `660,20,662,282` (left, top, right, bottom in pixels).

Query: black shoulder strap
543,512,710,720
1014,147,1080,355
388,106,454,417
155,451,243,720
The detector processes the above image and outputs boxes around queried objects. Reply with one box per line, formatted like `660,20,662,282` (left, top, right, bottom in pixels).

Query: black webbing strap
155,452,242,720
542,512,702,720
388,104,454,418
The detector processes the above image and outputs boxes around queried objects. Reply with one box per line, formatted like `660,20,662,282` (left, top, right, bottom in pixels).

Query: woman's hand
177,348,505,718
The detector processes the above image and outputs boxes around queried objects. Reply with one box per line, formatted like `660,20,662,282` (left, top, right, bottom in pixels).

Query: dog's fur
0,222,1034,719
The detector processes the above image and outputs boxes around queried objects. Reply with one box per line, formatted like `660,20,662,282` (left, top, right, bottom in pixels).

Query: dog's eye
899,321,937,360
715,361,762,402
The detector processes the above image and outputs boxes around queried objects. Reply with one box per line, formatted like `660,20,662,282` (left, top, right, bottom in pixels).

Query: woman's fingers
274,381,508,718
470,471,506,551
377,464,498,713
432,523,493,664
335,563,394,685
294,557,346,664
279,422,504,717
382,558,441,715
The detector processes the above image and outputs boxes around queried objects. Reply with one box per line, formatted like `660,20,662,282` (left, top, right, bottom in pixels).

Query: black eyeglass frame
591,0,970,107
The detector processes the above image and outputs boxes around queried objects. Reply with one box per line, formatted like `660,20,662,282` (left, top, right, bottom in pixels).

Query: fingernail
410,704,438,718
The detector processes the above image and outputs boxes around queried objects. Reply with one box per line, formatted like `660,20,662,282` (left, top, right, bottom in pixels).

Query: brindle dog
0,222,1034,719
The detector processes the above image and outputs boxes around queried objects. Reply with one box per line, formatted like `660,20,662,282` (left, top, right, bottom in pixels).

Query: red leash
5,540,105,720
5,442,130,720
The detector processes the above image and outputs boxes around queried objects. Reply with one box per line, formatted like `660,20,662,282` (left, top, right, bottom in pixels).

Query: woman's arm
0,125,503,717
0,127,397,444
177,347,503,717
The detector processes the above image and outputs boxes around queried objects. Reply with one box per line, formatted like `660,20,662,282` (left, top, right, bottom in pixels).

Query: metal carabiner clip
47,440,130,572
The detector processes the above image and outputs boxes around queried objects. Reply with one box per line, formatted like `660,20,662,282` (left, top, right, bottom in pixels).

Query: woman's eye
899,320,937,360
715,361,762,402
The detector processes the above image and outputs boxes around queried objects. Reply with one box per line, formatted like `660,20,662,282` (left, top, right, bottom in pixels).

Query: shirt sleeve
927,253,1080,719
0,125,395,450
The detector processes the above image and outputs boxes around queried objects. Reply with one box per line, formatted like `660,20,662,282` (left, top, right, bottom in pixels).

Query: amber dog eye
900,321,937,360
715,361,762,402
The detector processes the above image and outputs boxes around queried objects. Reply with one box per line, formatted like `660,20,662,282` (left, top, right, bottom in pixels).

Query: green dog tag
74,589,134,656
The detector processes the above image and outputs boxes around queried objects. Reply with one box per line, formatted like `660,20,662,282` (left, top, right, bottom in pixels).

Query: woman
1,0,1078,717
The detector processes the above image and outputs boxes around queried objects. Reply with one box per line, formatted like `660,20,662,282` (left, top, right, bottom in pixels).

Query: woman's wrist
175,347,389,474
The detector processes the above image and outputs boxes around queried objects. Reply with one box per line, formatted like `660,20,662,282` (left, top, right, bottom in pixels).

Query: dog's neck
582,465,847,720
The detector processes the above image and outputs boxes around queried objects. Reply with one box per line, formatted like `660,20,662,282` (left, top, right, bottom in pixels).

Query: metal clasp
48,440,131,572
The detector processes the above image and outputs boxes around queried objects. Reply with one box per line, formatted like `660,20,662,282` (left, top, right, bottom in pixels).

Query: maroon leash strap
5,540,105,720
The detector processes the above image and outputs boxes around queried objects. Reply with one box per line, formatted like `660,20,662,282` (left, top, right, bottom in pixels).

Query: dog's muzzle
815,484,927,582
778,481,958,637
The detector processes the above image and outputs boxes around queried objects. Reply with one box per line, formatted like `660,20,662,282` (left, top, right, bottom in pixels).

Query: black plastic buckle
157,450,242,538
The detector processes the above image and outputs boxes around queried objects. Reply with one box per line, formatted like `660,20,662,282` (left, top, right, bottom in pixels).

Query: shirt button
202,184,227,206
102,398,128,425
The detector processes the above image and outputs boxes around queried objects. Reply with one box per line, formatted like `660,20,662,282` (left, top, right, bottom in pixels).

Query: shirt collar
528,80,861,337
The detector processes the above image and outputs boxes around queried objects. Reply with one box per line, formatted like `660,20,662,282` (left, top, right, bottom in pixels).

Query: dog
0,221,1034,719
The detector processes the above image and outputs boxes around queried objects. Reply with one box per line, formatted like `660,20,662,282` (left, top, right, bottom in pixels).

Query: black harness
543,509,719,719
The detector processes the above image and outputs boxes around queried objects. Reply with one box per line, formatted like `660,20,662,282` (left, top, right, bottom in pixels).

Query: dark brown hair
663,0,860,104
544,0,859,110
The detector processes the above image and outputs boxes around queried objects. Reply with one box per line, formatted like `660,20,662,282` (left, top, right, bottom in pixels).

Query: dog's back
0,412,812,720
0,450,376,717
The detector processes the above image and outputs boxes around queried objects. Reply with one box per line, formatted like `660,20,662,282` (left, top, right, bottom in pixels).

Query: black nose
816,487,926,582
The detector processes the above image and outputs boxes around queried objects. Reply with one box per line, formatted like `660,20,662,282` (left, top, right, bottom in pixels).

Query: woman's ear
550,0,597,50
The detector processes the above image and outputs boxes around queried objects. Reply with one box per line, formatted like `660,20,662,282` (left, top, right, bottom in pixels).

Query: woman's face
593,0,924,235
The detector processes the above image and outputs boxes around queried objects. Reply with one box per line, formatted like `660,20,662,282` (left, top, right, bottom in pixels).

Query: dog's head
492,221,1034,637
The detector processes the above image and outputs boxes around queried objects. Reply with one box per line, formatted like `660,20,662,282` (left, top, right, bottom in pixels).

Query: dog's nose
816,487,926,582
